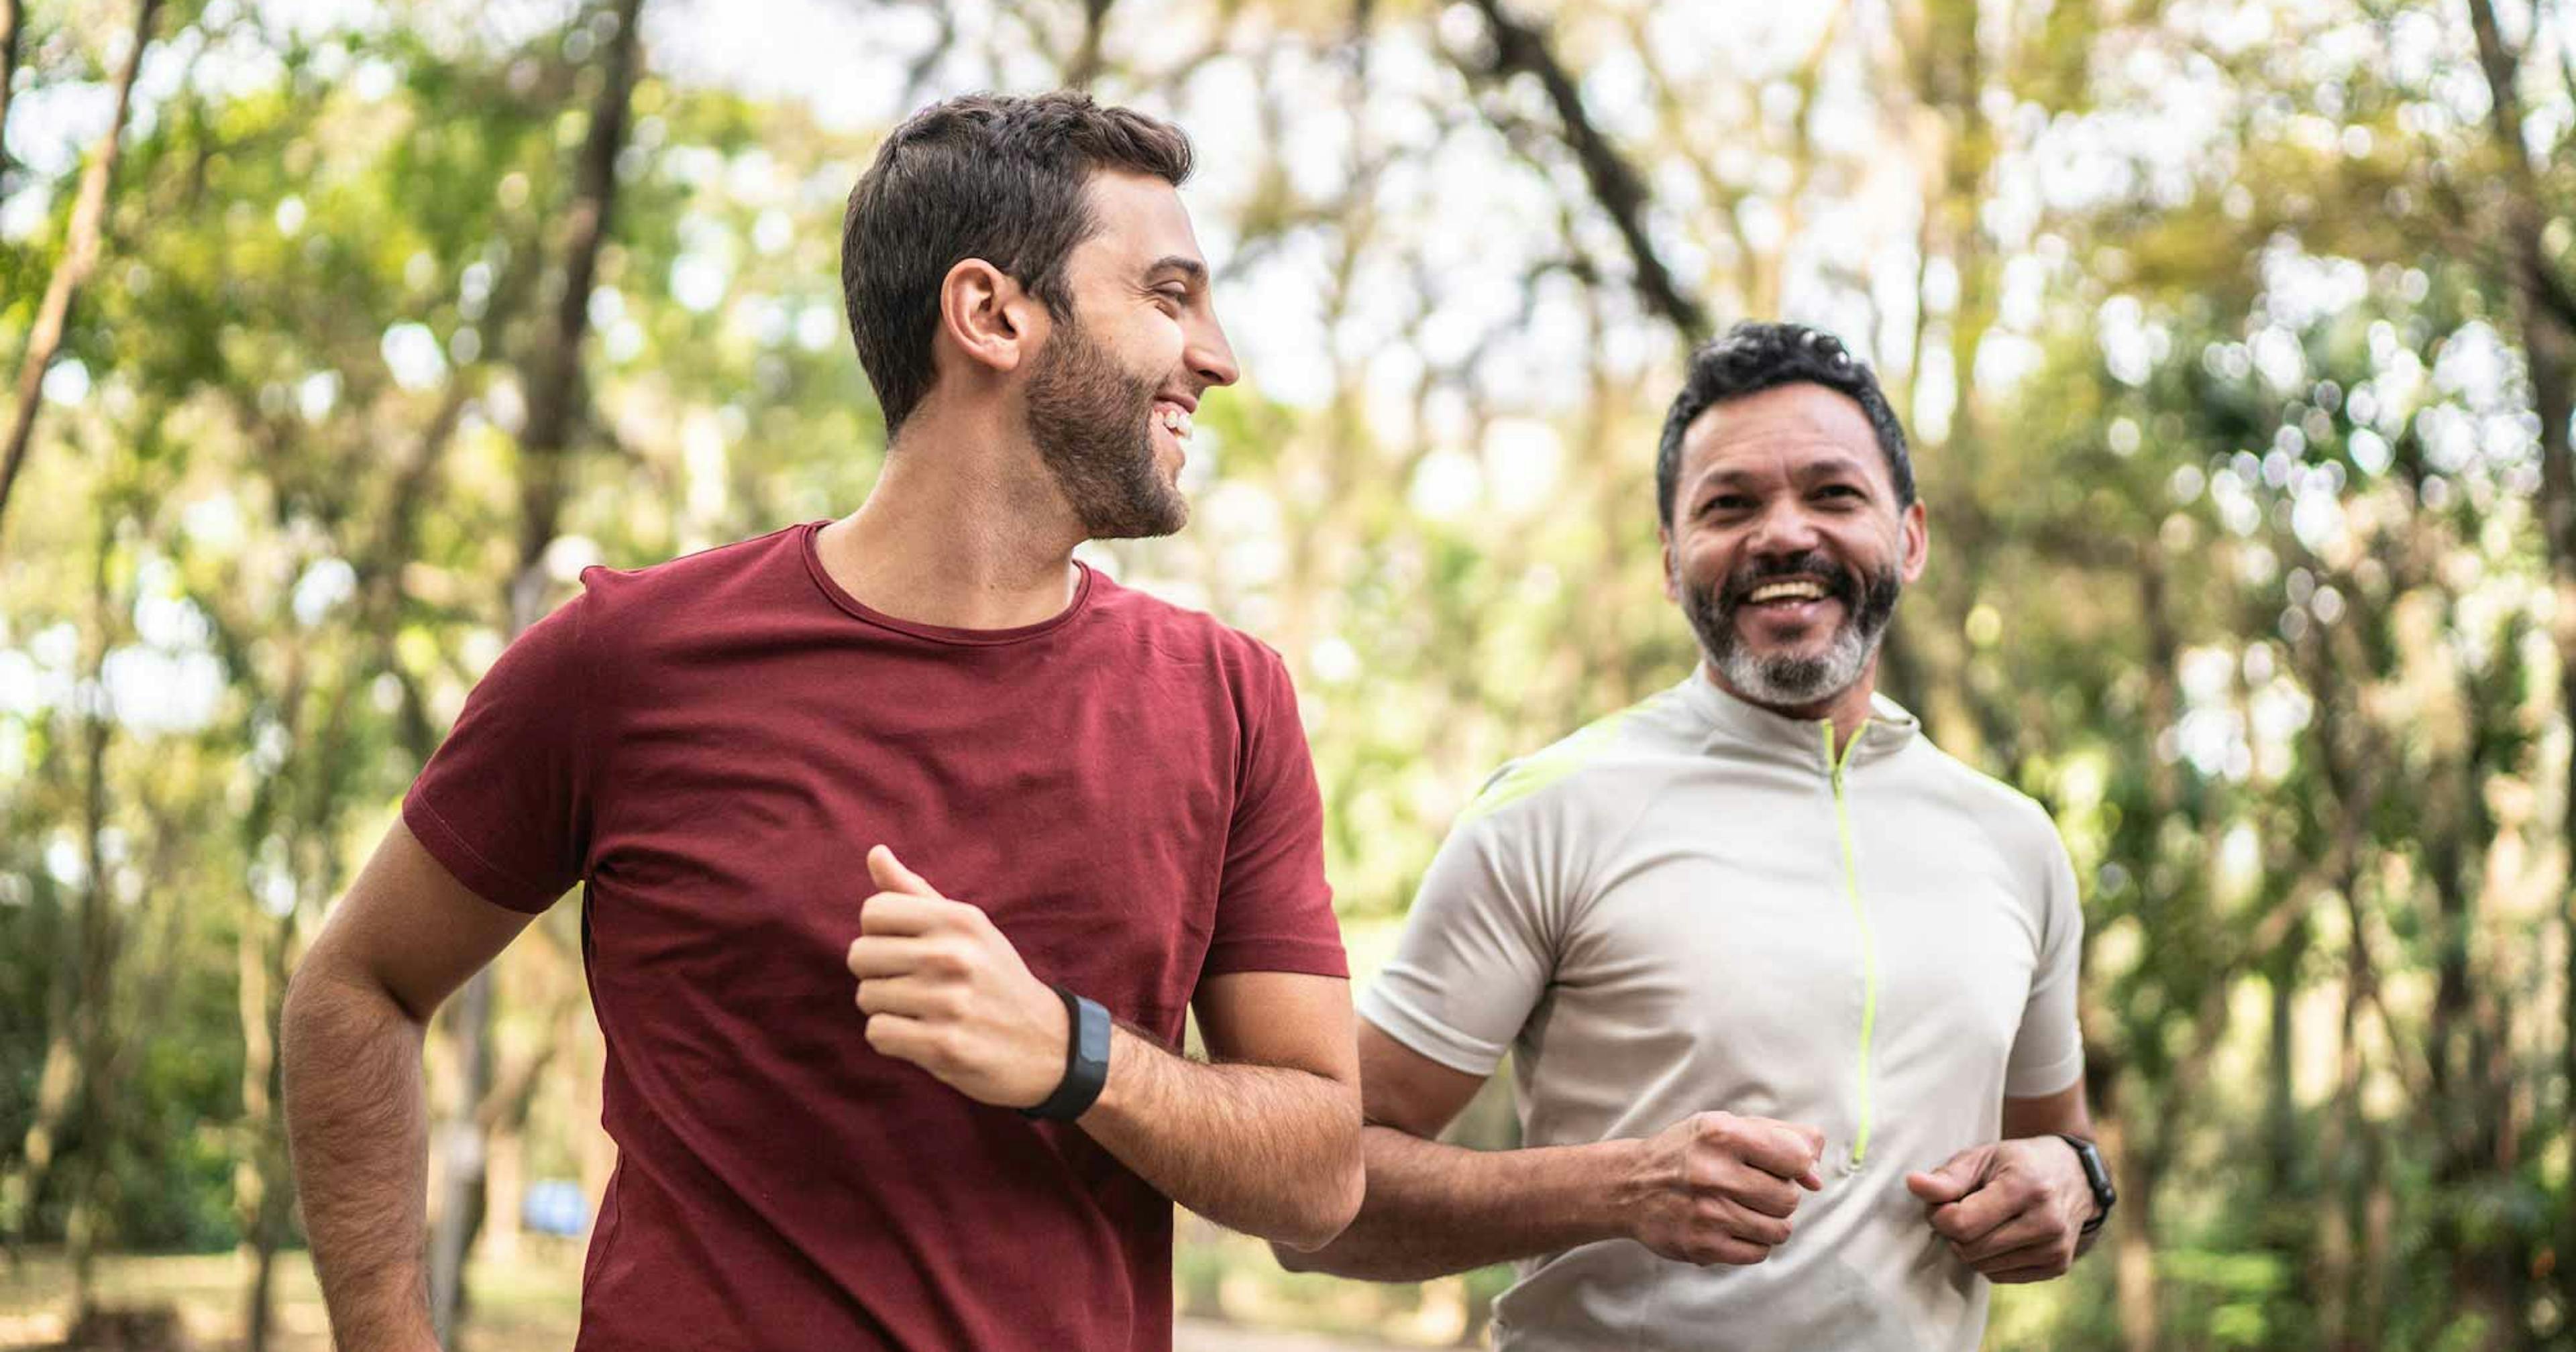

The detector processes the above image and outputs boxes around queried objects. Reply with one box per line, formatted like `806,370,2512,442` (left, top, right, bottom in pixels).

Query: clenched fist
845,846,1071,1110
1623,1111,1827,1266
1905,1138,2096,1283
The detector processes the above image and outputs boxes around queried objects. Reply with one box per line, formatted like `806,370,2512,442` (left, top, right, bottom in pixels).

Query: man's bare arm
1075,971,1364,1250
1277,1023,1823,1280
280,820,535,1351
847,848,1363,1248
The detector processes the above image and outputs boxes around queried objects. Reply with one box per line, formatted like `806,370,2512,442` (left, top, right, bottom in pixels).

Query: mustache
1717,551,1861,612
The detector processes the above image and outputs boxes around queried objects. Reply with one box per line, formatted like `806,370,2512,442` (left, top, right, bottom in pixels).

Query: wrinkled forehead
1678,382,1890,493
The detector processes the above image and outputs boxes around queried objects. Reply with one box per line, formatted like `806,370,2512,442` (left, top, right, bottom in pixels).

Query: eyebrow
1146,256,1208,288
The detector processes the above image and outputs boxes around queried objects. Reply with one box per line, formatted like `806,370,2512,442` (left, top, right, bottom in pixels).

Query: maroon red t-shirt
402,522,1347,1351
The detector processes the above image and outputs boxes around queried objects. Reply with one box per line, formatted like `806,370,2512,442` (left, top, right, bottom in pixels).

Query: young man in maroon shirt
280,93,1364,1351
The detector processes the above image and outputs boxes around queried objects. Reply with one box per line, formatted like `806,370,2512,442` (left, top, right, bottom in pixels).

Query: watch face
2064,1135,2114,1206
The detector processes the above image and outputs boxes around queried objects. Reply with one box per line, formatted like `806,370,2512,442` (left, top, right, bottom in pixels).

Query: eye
1701,494,1752,516
1152,286,1189,311
1815,484,1864,502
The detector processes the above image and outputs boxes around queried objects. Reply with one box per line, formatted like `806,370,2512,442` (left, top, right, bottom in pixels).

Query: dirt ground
0,1249,1411,1351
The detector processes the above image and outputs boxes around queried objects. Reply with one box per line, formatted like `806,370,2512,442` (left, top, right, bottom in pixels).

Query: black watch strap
1022,985,1111,1121
2056,1133,2116,1235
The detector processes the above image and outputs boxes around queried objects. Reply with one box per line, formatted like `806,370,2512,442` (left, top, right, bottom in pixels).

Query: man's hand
1622,1112,1827,1266
846,846,1070,1110
1906,1137,2097,1282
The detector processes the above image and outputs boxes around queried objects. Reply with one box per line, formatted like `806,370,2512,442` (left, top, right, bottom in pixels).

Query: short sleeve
1356,796,1562,1079
1197,646,1348,980
2004,833,2086,1098
402,587,599,914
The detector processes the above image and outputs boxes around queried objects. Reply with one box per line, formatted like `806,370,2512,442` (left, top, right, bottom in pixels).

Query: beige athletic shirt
1358,671,2085,1352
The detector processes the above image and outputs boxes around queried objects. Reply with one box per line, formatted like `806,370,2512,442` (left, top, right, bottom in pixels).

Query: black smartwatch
1022,984,1111,1121
2056,1133,2116,1237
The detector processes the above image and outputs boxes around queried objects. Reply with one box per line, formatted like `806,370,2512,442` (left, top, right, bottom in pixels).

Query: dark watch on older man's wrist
2056,1133,2116,1237
1022,984,1111,1121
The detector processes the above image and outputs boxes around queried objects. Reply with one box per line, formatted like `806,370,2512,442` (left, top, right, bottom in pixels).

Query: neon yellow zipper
1825,721,1879,1167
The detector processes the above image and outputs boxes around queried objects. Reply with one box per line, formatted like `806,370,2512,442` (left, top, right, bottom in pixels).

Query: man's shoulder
1083,567,1287,679
1903,736,2068,868
1454,684,1702,834
570,524,811,616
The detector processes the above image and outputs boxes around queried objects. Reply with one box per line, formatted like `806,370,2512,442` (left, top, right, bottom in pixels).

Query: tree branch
0,0,25,188
1063,0,1114,90
0,0,165,544
1453,0,1707,339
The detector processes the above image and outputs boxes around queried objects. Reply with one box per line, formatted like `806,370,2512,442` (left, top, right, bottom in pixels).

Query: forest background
2,0,2573,1348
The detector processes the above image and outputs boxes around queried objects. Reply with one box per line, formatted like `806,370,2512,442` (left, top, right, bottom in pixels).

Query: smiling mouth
1153,401,1194,443
1737,577,1843,610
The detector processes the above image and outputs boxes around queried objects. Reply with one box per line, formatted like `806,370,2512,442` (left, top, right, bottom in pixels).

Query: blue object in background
523,1180,588,1237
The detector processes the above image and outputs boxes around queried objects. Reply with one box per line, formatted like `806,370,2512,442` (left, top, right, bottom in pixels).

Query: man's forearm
1076,1027,1363,1249
280,967,438,1352
1277,1125,1632,1280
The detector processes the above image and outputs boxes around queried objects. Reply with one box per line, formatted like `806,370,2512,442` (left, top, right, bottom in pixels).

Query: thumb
1904,1149,1984,1205
1790,1124,1827,1190
867,845,941,898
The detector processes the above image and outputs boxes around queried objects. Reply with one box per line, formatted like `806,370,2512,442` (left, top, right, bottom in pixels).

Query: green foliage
0,0,2570,1348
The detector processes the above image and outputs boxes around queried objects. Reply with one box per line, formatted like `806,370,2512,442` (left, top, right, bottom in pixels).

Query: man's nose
1743,500,1823,557
1187,311,1239,390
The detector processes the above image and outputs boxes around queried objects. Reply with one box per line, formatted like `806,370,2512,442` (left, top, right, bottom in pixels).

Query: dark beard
1022,315,1186,539
1682,549,1902,706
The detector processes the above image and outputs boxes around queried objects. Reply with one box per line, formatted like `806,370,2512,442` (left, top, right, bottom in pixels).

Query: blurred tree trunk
1887,0,2004,773
2462,1,2576,1333
1062,0,1113,89
235,902,291,1352
430,1,644,1342
2106,543,2179,1352
62,507,121,1321
0,0,161,541
0,0,23,185
2092,1098,2157,1352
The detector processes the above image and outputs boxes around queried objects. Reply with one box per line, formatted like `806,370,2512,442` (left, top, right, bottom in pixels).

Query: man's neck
816,404,1088,631
1701,661,1880,757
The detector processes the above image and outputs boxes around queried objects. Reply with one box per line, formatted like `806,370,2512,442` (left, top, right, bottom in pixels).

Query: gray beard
1711,614,1880,706
1681,561,1900,708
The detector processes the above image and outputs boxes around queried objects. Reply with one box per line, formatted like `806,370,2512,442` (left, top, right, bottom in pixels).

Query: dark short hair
841,92,1195,435
1656,321,1915,524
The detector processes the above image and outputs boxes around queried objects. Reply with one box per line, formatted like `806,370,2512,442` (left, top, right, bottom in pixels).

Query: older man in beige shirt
1282,322,2113,1351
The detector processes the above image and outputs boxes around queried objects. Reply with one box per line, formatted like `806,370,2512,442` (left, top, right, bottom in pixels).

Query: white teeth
1158,405,1193,440
1748,580,1827,604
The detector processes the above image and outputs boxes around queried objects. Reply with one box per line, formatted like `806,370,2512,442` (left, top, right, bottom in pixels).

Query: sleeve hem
2003,1050,2085,1101
1199,937,1350,981
1356,986,1506,1078
402,793,563,915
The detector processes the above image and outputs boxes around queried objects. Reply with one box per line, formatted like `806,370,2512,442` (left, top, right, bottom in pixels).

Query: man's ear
1659,523,1678,603
1899,500,1929,585
936,258,1040,376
